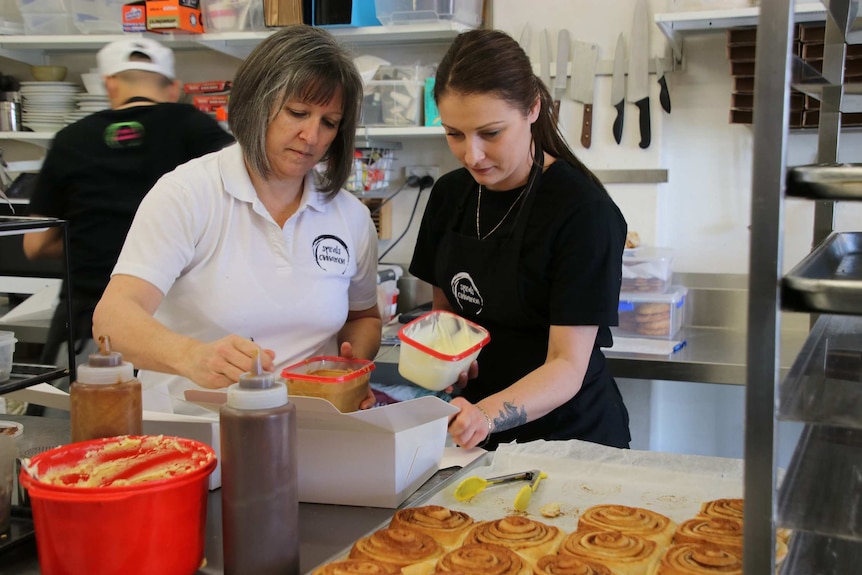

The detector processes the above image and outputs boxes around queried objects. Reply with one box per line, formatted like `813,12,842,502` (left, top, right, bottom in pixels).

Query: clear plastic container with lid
398,310,490,391
613,286,689,340
281,356,374,412
69,335,142,443
0,331,17,382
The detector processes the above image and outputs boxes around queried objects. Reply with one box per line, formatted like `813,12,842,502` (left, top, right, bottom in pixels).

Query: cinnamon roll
577,505,676,547
558,530,659,575
673,518,742,554
697,499,743,522
534,553,615,575
434,543,531,575
349,527,444,572
697,499,792,555
311,559,399,575
463,516,564,563
653,542,742,574
389,506,475,549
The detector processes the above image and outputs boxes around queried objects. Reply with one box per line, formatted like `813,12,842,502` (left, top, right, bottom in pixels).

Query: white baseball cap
97,38,175,80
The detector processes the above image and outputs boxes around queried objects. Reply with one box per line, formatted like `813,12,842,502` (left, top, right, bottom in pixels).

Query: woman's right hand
182,335,276,389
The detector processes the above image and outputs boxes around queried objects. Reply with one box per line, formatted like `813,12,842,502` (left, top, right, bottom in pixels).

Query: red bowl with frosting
19,435,216,575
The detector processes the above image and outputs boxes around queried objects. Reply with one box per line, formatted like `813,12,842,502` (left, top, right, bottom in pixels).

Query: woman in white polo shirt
92,25,381,414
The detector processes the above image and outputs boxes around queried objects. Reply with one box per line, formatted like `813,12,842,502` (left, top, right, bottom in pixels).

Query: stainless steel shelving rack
748,0,862,573
0,215,74,395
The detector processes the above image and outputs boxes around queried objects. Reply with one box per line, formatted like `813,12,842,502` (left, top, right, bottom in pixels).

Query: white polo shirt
113,143,379,413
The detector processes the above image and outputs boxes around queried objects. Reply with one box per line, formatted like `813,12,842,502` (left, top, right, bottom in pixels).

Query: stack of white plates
20,81,81,132
64,93,110,124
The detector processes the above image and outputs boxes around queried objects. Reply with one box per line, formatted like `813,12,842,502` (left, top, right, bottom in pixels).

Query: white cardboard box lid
184,389,459,431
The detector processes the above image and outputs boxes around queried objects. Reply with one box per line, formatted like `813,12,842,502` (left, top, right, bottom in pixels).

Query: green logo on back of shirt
104,122,145,148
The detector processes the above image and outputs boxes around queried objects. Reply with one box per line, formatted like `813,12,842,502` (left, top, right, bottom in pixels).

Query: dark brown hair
434,28,603,188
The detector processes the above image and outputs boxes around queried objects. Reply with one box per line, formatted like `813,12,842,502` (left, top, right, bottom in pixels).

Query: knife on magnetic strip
553,29,570,115
610,33,626,145
627,0,651,148
570,40,598,148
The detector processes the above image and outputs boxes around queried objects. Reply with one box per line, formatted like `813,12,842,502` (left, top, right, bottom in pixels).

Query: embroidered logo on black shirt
451,272,484,315
104,121,145,148
313,235,350,274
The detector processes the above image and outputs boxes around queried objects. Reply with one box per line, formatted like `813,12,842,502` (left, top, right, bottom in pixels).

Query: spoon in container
453,469,542,502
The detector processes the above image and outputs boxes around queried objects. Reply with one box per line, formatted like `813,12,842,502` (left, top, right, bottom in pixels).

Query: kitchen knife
656,56,671,114
570,40,599,148
610,33,626,145
539,29,551,89
627,0,651,149
553,29,570,114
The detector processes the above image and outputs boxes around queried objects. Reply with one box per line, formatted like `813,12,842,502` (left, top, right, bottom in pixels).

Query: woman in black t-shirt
409,29,630,450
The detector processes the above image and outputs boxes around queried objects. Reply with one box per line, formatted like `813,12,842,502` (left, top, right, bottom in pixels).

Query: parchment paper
422,440,743,532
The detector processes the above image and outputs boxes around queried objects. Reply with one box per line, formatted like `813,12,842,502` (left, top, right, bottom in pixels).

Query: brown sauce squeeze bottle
220,350,299,575
69,335,142,443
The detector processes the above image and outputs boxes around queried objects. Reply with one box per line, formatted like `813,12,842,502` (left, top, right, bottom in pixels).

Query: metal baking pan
782,232,862,314
778,425,862,540
779,314,862,430
787,163,862,200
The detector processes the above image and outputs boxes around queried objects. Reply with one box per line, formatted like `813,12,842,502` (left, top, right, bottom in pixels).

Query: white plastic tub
0,331,17,382
398,310,489,391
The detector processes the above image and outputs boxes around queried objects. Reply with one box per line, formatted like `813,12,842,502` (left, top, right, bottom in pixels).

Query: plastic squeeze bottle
220,351,299,575
70,335,142,443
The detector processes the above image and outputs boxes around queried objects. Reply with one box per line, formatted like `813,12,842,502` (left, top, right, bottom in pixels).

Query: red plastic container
281,356,375,412
19,435,217,575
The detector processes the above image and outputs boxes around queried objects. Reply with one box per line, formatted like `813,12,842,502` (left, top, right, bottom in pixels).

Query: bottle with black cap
69,335,142,443
220,350,298,575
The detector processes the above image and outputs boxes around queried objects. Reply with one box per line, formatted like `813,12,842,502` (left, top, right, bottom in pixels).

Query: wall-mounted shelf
656,3,828,61
0,22,469,63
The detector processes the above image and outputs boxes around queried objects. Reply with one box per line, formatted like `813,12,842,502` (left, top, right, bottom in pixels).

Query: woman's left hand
447,396,492,448
339,341,377,410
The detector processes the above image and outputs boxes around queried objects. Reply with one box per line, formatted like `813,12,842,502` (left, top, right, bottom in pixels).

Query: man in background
22,38,235,413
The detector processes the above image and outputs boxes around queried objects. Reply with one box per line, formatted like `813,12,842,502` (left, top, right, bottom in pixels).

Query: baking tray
779,314,862,429
782,232,862,314
0,506,35,555
778,425,862,541
787,163,862,200
779,531,862,575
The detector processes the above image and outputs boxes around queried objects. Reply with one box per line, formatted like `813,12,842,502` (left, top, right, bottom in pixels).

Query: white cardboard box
9,384,458,507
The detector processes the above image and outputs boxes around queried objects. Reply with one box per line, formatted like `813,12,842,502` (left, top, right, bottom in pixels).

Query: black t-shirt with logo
410,160,626,348
28,103,235,300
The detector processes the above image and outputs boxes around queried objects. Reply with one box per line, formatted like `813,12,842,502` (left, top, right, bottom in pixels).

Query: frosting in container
30,435,215,488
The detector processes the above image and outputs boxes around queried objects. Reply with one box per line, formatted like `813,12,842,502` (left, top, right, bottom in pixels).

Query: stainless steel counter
1,414,476,575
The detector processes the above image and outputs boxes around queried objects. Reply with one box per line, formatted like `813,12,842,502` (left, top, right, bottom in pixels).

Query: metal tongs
453,469,547,511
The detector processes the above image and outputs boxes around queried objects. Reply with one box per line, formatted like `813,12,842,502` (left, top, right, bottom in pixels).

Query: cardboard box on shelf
9,383,459,508
726,26,757,46
799,23,825,43
733,76,754,93
263,0,303,27
145,0,203,33
184,80,232,94
731,60,755,77
731,91,804,112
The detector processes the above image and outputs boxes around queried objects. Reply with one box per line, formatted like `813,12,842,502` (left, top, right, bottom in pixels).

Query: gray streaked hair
229,25,362,197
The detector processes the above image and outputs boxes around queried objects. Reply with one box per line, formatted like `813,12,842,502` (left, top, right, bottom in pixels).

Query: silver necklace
475,185,527,240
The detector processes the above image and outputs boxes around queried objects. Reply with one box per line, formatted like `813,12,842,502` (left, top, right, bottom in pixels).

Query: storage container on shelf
71,0,126,33
360,65,426,127
16,0,68,13
23,12,77,34
613,285,688,340
621,246,674,294
374,0,482,27
201,0,267,32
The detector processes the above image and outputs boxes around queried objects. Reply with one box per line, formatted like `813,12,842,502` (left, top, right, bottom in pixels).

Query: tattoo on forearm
492,402,527,433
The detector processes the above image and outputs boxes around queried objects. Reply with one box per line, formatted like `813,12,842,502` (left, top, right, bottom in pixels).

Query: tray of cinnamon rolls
309,442,788,574
311,499,788,574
